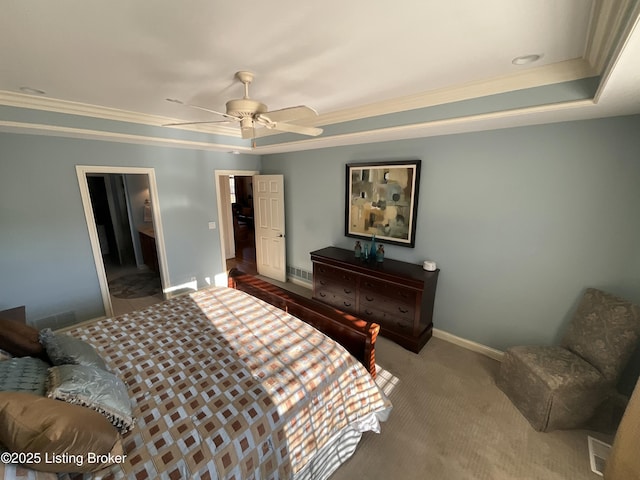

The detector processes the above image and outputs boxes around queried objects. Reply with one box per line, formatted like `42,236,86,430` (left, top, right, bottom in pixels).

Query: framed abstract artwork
345,160,421,247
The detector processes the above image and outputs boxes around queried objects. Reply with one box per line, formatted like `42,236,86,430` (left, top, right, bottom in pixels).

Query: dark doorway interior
228,175,257,274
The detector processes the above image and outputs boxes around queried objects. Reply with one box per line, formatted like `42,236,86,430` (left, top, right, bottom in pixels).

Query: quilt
48,286,392,479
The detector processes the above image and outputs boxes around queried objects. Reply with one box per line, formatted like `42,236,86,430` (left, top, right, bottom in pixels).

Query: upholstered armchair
497,288,640,432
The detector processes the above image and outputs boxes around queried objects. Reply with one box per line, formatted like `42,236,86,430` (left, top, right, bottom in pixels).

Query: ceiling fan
164,71,323,139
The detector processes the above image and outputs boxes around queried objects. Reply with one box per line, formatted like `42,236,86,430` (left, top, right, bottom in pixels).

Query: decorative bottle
354,241,362,258
369,234,377,261
376,244,385,263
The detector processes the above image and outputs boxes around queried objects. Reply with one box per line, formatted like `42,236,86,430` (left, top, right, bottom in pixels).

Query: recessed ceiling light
512,54,542,65
19,86,46,95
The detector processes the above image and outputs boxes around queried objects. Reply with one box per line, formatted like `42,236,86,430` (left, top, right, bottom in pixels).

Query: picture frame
345,160,421,248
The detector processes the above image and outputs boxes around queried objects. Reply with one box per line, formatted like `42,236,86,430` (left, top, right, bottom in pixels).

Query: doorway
229,175,257,274
215,170,259,277
77,166,168,318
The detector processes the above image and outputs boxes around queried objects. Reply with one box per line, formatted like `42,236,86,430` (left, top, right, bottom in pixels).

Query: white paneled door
253,175,286,282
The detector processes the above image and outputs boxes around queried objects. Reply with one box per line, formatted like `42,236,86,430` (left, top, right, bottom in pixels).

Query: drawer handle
343,302,352,307
398,307,409,314
365,309,373,315
396,322,408,329
320,280,327,286
319,292,326,298
365,295,374,302
364,282,373,288
344,288,352,294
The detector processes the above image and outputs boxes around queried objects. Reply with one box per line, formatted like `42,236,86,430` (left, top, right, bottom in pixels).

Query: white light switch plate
208,222,216,229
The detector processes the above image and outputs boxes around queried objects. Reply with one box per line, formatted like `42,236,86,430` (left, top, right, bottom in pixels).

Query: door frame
214,169,259,282
76,165,169,317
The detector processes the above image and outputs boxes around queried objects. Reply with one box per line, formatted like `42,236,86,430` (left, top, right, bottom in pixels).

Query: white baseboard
433,328,504,361
287,276,313,289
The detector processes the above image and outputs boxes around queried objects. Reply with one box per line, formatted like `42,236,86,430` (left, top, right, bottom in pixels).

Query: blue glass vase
369,235,376,261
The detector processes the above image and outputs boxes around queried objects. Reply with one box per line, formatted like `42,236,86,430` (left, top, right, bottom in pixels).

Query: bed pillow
0,348,12,361
0,317,47,359
0,357,50,395
39,328,108,370
0,391,124,473
46,364,135,433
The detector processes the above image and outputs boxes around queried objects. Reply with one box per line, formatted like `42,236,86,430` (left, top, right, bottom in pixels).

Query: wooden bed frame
228,268,379,378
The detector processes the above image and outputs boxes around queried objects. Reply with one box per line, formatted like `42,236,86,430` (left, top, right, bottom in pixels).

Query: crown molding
594,1,640,103
235,59,597,141
0,57,595,141
254,99,598,155
0,97,604,156
309,58,596,128
0,91,240,137
1,97,629,157
0,120,253,153
585,0,636,73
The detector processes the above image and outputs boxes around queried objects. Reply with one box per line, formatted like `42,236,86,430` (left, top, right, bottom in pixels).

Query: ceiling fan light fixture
512,54,542,65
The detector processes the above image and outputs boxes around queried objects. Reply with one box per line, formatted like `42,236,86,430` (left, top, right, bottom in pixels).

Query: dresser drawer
314,264,357,285
359,306,414,334
315,277,356,298
314,289,356,312
360,292,415,318
360,278,417,305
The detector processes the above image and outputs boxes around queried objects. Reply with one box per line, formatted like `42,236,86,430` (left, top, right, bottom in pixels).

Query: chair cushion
506,345,604,390
561,288,640,382
498,345,608,431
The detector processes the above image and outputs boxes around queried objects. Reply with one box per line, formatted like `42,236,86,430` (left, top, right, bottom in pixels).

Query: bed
0,272,391,479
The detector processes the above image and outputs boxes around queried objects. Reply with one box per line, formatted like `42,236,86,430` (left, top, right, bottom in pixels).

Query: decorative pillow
39,328,108,370
46,364,134,433
0,357,50,395
0,317,47,360
0,391,124,473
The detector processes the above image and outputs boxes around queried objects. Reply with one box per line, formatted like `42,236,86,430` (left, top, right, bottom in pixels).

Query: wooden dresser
311,246,439,353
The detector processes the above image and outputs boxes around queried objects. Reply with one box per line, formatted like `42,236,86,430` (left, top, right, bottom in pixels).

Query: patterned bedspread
46,286,391,479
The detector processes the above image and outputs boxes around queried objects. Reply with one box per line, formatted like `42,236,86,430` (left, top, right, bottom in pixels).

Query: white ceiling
1,0,639,153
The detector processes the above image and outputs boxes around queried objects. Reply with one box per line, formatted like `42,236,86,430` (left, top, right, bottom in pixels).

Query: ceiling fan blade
162,119,235,127
260,105,318,123
165,98,238,121
252,122,323,138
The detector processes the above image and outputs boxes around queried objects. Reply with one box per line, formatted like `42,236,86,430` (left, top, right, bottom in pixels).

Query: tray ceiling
0,0,639,154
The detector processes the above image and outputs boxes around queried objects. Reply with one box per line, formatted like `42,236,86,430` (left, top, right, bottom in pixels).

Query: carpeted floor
331,336,610,480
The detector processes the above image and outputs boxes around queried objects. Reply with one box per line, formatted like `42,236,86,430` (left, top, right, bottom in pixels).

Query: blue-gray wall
262,115,640,352
1,114,639,361
0,133,259,326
